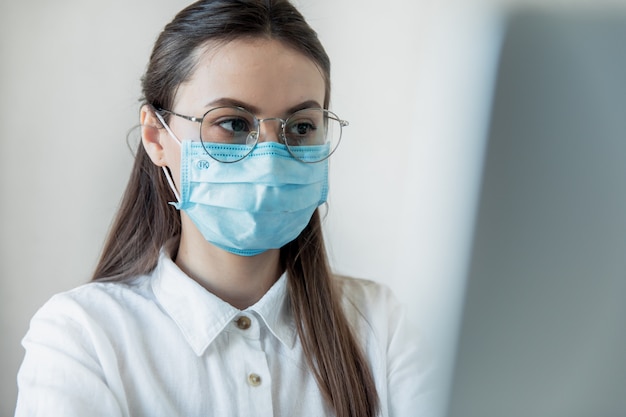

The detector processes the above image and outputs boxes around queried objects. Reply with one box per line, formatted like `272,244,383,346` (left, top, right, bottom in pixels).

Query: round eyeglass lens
199,106,258,162
283,108,343,162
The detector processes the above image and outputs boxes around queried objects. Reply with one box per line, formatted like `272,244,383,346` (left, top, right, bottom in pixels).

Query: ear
140,105,168,167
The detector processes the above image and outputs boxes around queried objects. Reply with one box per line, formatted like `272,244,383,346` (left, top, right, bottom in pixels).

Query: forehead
173,38,326,114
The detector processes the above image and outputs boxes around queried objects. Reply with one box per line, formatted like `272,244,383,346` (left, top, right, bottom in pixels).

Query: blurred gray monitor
446,9,626,417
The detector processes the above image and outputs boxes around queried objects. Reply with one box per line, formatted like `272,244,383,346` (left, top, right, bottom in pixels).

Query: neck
174,215,282,310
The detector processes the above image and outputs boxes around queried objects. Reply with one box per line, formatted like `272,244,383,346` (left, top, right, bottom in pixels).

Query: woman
15,1,432,416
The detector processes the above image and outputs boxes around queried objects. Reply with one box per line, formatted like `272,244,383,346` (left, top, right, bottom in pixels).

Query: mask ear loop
154,111,182,204
319,201,330,220
162,167,181,204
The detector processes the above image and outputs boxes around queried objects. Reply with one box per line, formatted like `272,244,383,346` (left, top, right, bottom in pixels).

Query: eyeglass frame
154,105,348,163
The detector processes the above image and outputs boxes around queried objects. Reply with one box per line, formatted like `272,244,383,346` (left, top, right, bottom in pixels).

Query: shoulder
332,275,407,344
16,276,160,416
45,275,151,308
27,276,156,338
334,275,401,317
20,274,164,373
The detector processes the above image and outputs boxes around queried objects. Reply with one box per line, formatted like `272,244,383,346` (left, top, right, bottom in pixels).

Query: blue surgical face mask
157,118,329,256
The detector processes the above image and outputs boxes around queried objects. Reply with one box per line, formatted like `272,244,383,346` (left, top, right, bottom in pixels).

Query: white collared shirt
15,250,434,416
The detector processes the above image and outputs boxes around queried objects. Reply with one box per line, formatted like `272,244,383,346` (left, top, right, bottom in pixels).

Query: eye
202,107,257,144
287,120,317,137
217,117,250,133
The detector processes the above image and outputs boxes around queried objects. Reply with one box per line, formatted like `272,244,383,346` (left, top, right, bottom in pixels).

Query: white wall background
1,0,624,415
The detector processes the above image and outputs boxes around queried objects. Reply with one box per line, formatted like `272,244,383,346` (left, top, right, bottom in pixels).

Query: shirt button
248,373,262,387
235,316,251,330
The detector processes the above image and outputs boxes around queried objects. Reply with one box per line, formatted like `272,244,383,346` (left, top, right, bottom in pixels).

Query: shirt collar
151,247,297,356
248,271,297,350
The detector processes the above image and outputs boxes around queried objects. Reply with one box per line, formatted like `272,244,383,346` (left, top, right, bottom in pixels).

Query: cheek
169,117,200,142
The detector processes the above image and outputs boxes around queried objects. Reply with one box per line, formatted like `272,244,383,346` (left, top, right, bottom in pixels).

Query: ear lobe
140,105,167,167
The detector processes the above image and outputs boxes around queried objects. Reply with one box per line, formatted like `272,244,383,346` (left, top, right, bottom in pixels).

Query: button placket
219,313,273,415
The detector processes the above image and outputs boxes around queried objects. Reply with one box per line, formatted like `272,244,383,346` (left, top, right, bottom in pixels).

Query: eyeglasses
156,106,348,163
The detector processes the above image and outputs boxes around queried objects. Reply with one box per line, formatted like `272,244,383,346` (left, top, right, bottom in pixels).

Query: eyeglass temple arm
156,108,203,124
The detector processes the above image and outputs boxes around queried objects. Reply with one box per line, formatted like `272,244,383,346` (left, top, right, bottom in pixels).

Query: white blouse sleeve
339,277,437,417
385,294,436,417
15,294,128,417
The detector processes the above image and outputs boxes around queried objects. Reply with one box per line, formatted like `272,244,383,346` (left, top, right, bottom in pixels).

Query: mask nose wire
153,111,182,203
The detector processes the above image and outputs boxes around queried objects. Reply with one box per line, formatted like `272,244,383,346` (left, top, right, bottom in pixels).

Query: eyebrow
205,98,323,116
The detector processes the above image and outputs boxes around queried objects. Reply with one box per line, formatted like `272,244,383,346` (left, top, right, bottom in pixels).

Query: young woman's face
157,37,327,188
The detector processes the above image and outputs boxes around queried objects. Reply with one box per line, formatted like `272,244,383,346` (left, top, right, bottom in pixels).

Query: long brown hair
92,1,380,416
